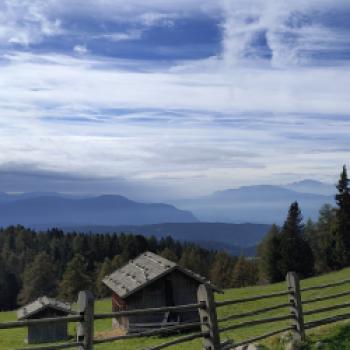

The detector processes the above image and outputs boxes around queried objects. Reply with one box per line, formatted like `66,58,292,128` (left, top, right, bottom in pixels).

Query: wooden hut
17,297,71,344
103,251,221,332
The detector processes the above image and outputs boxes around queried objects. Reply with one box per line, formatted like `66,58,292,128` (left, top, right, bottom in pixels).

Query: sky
0,0,349,200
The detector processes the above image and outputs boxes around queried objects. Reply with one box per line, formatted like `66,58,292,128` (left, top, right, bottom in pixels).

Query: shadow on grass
306,324,350,350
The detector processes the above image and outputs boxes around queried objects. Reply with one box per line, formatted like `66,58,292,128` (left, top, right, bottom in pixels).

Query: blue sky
0,0,349,199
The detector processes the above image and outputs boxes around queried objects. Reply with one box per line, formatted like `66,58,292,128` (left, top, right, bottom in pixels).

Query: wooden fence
1,272,350,350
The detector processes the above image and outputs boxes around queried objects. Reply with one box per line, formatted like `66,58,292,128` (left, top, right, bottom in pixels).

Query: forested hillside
0,226,258,311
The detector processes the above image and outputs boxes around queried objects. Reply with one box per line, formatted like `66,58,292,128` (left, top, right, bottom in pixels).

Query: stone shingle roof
17,297,71,320
103,251,220,298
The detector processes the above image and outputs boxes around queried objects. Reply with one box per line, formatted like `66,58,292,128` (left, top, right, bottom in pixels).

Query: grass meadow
2,267,350,350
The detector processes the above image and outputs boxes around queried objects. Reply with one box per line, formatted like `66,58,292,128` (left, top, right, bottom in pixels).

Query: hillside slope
1,268,350,350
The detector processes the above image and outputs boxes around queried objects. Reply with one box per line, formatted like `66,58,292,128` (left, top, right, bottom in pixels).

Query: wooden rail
2,271,350,350
93,302,204,320
300,278,350,292
221,326,294,350
217,302,290,322
215,290,291,307
302,290,350,304
93,322,205,344
0,315,83,330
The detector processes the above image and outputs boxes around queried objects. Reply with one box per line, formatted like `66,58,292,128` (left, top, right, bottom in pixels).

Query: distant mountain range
0,179,335,251
172,180,335,224
0,194,197,227
283,179,335,196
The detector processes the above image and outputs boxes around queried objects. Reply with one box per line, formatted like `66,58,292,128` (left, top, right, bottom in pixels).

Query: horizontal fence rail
221,326,294,350
2,271,350,350
303,301,350,316
305,312,350,330
217,302,290,323
302,290,350,305
0,315,83,330
215,289,291,308
219,314,294,334
145,331,207,350
93,302,204,320
301,278,350,292
93,322,206,344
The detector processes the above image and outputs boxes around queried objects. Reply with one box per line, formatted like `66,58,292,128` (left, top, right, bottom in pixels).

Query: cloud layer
0,0,349,198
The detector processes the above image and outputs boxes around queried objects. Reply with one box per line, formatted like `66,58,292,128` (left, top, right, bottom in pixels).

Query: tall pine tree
95,258,113,298
332,165,350,268
59,254,92,302
231,256,259,288
258,224,283,282
278,202,314,278
209,251,237,288
0,256,19,310
17,252,57,305
308,204,337,273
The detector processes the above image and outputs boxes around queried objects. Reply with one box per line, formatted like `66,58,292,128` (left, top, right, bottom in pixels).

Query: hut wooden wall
112,271,200,331
26,309,68,344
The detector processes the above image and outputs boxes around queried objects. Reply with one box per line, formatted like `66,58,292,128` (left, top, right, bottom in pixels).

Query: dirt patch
95,327,126,339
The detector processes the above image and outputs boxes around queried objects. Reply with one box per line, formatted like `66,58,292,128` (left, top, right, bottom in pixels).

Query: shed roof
103,251,221,298
17,297,71,320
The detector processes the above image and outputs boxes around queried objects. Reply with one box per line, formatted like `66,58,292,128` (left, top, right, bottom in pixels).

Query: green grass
2,268,350,350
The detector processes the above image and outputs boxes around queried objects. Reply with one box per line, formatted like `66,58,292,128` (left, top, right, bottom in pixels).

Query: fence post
77,290,94,350
286,272,305,342
197,283,221,350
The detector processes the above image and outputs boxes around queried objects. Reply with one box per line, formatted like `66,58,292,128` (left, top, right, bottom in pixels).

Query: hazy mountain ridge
173,181,335,224
0,195,198,227
283,179,335,196
0,178,335,228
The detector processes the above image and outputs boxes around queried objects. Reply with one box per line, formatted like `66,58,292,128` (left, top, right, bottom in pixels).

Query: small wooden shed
103,251,220,332
17,297,71,344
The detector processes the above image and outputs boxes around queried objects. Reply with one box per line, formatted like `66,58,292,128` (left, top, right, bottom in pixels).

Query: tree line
259,165,350,283
0,226,257,310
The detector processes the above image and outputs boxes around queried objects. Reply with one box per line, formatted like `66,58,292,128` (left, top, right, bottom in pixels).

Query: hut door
164,277,174,306
164,277,179,322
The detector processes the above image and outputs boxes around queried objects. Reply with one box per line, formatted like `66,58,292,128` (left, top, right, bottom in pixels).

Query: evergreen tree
257,224,283,282
307,204,337,273
0,257,19,310
278,202,314,278
95,258,113,298
111,254,125,270
332,165,350,268
209,251,237,288
17,252,57,305
179,246,207,277
59,254,92,302
231,256,259,288
159,247,178,262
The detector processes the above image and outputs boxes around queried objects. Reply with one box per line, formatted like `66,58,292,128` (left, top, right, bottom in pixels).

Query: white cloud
0,0,219,47
0,0,349,196
97,30,143,42
222,0,350,67
0,50,349,196
0,0,61,45
140,12,176,27
73,45,88,54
